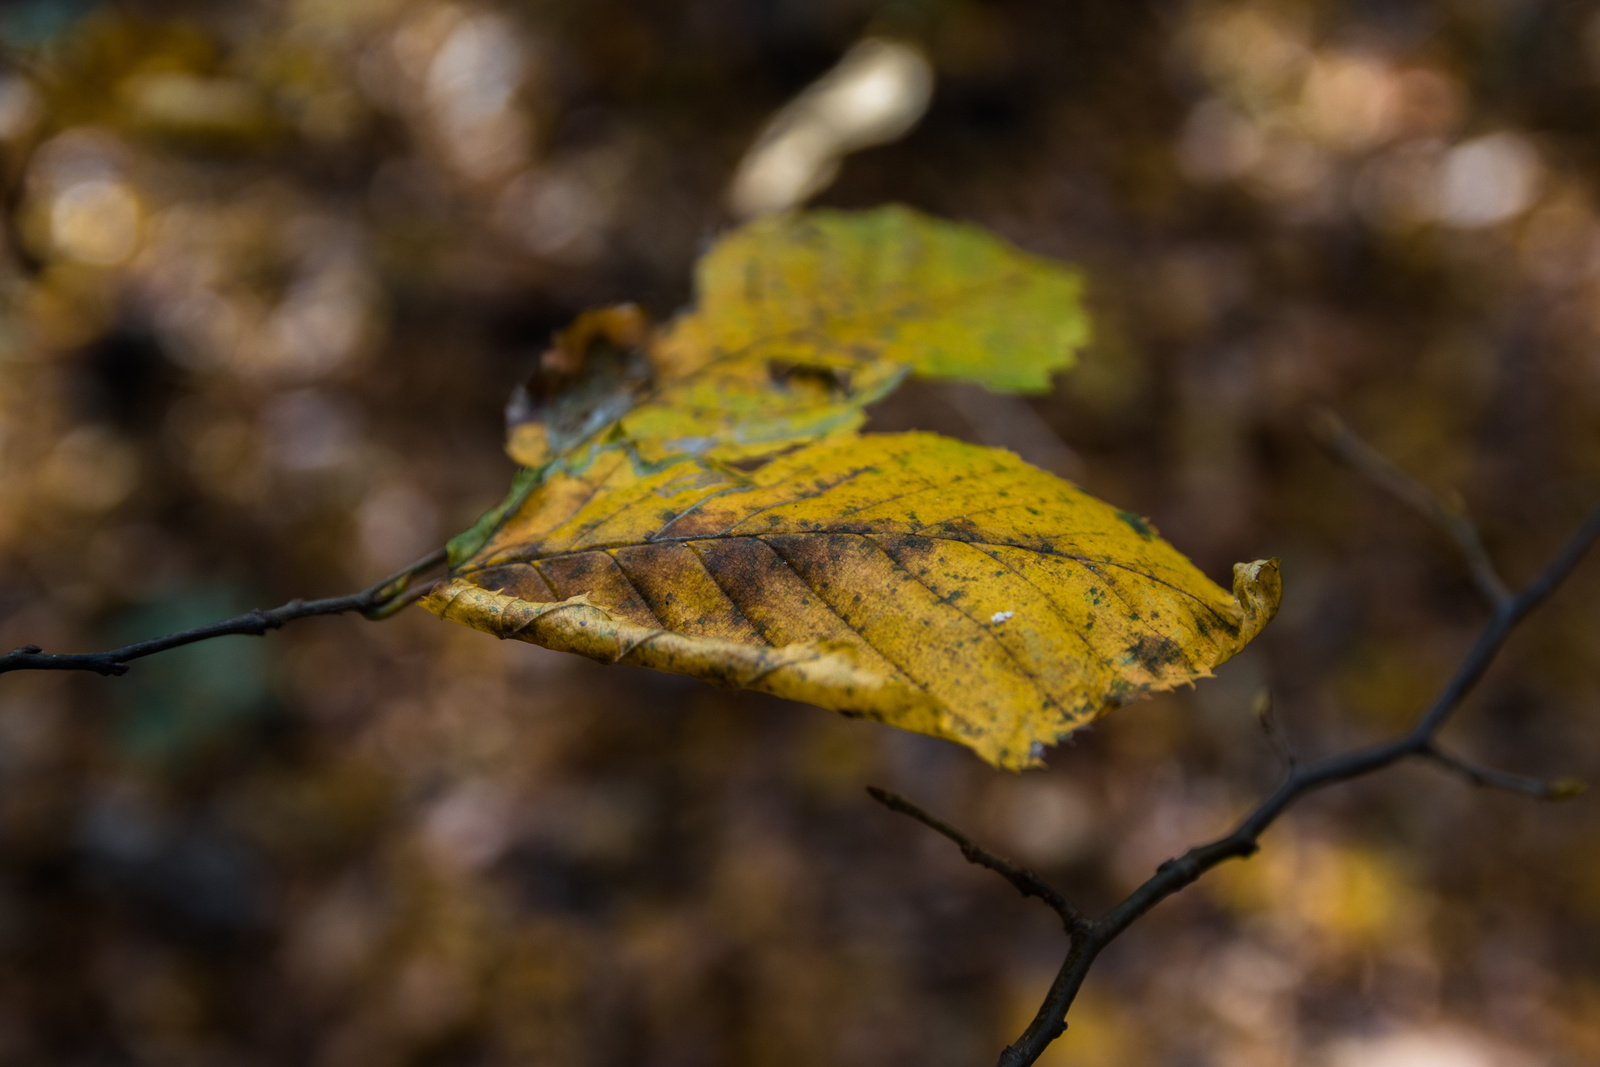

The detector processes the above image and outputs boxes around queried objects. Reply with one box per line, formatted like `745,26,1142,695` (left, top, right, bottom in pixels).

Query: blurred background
2,1,1600,1064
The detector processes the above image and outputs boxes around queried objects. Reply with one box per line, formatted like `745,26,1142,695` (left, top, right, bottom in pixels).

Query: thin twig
1421,743,1587,800
996,497,1600,1067
866,786,1088,934
1313,409,1512,608
0,548,448,677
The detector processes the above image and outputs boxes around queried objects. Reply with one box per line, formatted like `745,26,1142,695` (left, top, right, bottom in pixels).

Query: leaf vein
474,534,1234,628
674,542,770,645
601,549,672,631
866,535,1070,719
754,534,936,701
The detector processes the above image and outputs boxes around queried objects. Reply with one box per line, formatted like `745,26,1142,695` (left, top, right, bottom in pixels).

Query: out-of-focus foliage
4,1,1600,1065
506,206,1090,470
664,208,1084,397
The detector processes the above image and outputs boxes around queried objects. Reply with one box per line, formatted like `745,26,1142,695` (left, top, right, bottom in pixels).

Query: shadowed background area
3,1,1600,1064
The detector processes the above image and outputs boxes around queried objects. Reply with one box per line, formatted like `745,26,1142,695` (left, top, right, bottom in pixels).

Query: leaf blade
431,431,1278,769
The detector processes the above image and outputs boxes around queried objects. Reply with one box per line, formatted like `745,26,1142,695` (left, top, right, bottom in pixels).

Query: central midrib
463,529,1237,627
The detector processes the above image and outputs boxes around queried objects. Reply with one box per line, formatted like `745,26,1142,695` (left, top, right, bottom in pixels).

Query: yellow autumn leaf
506,205,1090,468
427,432,1279,770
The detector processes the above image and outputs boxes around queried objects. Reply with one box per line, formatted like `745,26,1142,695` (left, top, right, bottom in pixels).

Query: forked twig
0,549,447,677
869,432,1598,1066
983,496,1600,1067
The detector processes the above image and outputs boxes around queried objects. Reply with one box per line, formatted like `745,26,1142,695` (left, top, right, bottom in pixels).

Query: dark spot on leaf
1123,634,1183,673
726,442,808,472
1116,510,1155,539
768,360,853,396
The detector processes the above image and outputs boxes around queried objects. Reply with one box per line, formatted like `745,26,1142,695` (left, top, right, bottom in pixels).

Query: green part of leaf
617,360,910,464
654,204,1092,394
446,464,545,569
506,206,1093,471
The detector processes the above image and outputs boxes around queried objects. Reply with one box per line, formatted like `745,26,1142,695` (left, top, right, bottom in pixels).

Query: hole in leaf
768,360,852,397
724,442,810,472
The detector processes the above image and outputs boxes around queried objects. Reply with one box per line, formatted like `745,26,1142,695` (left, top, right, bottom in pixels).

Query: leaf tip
1231,558,1282,646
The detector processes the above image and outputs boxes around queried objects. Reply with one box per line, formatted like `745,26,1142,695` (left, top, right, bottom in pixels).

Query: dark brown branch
866,786,1088,934
1421,743,1587,800
996,497,1600,1067
0,549,448,678
1314,409,1512,608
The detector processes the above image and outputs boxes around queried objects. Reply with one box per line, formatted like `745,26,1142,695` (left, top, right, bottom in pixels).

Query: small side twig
866,786,1088,934
1313,409,1512,609
1421,743,1587,801
1253,688,1296,768
0,548,448,678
